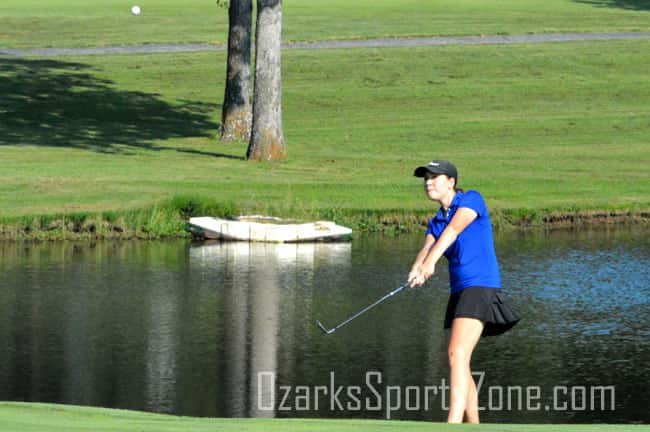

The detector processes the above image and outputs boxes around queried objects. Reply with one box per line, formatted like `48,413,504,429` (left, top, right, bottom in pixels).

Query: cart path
2,32,650,57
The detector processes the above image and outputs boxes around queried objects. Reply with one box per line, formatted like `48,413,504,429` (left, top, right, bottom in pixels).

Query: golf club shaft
328,283,407,332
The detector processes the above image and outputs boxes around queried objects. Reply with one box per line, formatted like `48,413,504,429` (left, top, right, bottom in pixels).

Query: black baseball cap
413,160,458,180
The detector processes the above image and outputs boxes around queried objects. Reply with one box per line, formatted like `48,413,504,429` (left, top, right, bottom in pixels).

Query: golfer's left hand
411,263,435,288
408,269,424,288
421,262,435,281
409,264,432,287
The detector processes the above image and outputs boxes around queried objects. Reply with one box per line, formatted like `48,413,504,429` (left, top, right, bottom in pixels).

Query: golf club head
316,320,334,335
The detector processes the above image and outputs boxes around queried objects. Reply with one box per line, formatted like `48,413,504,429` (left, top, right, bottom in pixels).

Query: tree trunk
247,0,286,161
220,0,252,142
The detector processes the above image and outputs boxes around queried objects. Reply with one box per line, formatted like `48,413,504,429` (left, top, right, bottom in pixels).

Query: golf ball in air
131,5,141,15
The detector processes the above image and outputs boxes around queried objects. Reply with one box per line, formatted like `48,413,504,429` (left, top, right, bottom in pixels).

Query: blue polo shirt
425,190,501,293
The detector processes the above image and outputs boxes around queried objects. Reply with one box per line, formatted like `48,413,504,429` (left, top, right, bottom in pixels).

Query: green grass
1,39,649,237
1,0,650,49
0,403,648,432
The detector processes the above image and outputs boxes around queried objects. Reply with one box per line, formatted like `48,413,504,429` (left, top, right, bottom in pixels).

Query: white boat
187,215,352,243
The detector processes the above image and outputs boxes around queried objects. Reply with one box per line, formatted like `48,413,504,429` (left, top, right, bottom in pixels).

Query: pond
0,226,648,423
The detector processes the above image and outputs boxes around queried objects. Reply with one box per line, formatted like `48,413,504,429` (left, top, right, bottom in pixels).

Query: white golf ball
131,5,141,15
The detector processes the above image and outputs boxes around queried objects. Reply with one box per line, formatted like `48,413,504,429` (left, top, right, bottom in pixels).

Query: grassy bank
1,38,649,239
1,0,650,49
0,196,647,241
0,403,648,432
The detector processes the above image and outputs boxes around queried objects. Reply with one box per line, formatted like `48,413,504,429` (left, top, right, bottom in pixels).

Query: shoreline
1,204,647,242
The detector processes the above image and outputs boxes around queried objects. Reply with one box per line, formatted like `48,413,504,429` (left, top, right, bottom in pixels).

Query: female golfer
407,160,520,424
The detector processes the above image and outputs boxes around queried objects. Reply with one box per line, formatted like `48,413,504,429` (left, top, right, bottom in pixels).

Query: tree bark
247,0,286,161
220,0,253,142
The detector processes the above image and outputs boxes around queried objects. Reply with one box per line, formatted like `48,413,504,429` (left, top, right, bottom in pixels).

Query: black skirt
444,286,520,337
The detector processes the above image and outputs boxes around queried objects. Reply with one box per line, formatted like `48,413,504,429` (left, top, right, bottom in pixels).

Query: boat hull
187,217,352,243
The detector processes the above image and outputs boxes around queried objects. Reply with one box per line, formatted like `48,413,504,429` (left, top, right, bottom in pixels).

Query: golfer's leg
447,317,484,423
464,370,480,423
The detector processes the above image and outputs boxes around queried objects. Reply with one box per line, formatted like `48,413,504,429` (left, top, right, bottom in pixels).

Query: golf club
316,282,408,335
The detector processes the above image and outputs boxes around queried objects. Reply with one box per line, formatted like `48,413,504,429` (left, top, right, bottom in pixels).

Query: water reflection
145,277,178,413
0,228,647,423
187,241,352,417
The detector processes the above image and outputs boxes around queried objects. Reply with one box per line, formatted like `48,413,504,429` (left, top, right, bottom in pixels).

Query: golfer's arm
411,234,436,271
422,208,478,270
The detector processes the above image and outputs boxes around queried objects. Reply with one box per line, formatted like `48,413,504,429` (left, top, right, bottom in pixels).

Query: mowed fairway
1,39,648,222
0,403,649,432
0,0,650,48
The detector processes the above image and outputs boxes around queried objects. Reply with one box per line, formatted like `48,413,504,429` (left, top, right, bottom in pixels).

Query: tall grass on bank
0,196,646,241
0,197,234,241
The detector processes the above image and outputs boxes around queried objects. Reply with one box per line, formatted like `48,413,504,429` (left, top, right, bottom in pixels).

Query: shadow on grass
574,0,650,10
0,57,243,160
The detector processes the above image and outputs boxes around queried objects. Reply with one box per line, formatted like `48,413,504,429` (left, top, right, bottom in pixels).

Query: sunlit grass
2,39,649,225
0,403,648,432
1,0,650,48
